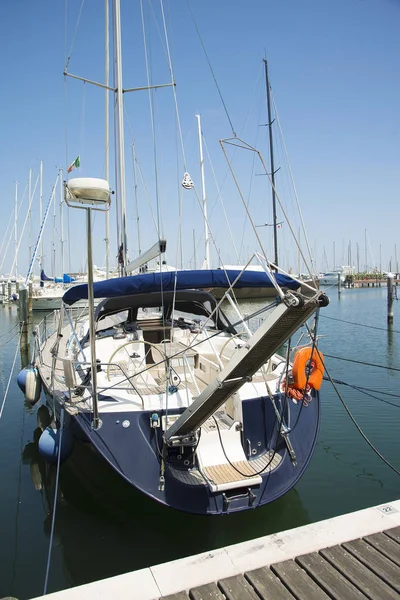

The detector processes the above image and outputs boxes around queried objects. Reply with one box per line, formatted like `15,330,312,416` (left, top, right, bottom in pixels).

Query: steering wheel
106,339,167,383
218,333,248,359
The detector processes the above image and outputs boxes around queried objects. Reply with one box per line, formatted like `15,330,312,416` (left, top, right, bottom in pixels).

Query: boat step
202,460,262,492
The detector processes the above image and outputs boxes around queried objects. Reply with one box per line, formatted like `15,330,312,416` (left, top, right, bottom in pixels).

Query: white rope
43,405,65,595
0,332,21,422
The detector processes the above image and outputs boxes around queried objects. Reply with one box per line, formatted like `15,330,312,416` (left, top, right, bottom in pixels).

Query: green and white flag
67,155,80,173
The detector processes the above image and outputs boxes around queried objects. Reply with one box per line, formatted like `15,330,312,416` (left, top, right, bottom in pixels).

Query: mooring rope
329,378,400,409
321,314,400,334
0,332,21,423
43,405,65,595
0,322,19,340
322,359,400,477
324,353,400,373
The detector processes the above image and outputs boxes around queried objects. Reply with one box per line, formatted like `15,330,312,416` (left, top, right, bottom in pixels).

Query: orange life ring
292,347,324,391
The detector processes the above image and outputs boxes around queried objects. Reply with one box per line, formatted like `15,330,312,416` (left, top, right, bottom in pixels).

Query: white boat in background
319,266,354,286
30,285,95,311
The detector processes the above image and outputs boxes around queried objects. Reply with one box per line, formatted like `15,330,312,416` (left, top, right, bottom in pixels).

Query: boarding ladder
165,291,327,443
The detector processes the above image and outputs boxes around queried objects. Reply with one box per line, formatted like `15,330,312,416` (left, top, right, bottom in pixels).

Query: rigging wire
0,183,29,275
159,0,187,171
64,0,85,72
140,0,164,242
201,136,240,263
270,89,315,273
0,208,15,260
124,113,160,235
80,82,87,168
191,65,264,268
184,0,236,136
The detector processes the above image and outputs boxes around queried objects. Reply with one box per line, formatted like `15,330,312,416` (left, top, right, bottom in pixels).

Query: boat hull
48,391,320,515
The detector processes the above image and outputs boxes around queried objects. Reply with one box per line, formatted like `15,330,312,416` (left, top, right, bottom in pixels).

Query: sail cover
62,269,300,306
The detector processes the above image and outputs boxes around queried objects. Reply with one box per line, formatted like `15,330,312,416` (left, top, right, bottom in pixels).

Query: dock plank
190,582,225,599
245,566,295,600
343,539,400,592
384,527,400,544
321,544,399,600
218,574,259,600
271,559,330,600
296,552,366,599
364,532,400,566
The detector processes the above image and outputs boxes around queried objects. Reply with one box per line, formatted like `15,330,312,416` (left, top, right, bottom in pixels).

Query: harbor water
0,287,399,598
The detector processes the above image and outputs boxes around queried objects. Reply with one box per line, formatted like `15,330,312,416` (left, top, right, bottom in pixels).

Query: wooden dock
163,526,400,599
31,500,400,600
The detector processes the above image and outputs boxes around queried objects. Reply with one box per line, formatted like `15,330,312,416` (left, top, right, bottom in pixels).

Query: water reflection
387,322,395,366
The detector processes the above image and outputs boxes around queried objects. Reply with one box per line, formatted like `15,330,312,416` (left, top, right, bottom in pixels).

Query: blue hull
61,392,320,515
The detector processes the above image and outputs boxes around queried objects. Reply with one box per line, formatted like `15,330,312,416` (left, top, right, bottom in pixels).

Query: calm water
0,287,399,598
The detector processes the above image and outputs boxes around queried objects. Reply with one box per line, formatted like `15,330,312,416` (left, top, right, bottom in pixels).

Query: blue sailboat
19,1,329,515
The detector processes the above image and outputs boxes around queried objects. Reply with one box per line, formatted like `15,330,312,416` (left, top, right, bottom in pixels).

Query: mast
52,178,57,276
39,161,43,274
60,168,65,275
105,0,110,278
193,228,197,270
196,114,210,269
14,182,18,281
28,168,32,269
263,59,278,268
297,227,300,275
113,0,128,274
364,229,367,272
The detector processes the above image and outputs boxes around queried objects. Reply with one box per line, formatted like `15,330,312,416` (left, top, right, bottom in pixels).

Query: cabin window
96,310,129,332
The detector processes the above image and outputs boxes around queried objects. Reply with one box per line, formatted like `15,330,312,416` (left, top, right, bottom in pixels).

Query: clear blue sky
0,0,399,276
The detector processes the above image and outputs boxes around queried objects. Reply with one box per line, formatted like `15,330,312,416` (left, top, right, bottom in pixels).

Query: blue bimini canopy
62,269,299,306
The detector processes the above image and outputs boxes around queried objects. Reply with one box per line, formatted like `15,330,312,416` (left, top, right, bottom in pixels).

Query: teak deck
162,526,400,600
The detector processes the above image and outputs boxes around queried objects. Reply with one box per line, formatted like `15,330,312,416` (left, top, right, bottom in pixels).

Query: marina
0,1,399,598
0,286,399,598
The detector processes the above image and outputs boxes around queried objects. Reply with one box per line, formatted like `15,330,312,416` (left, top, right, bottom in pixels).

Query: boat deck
162,526,400,600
